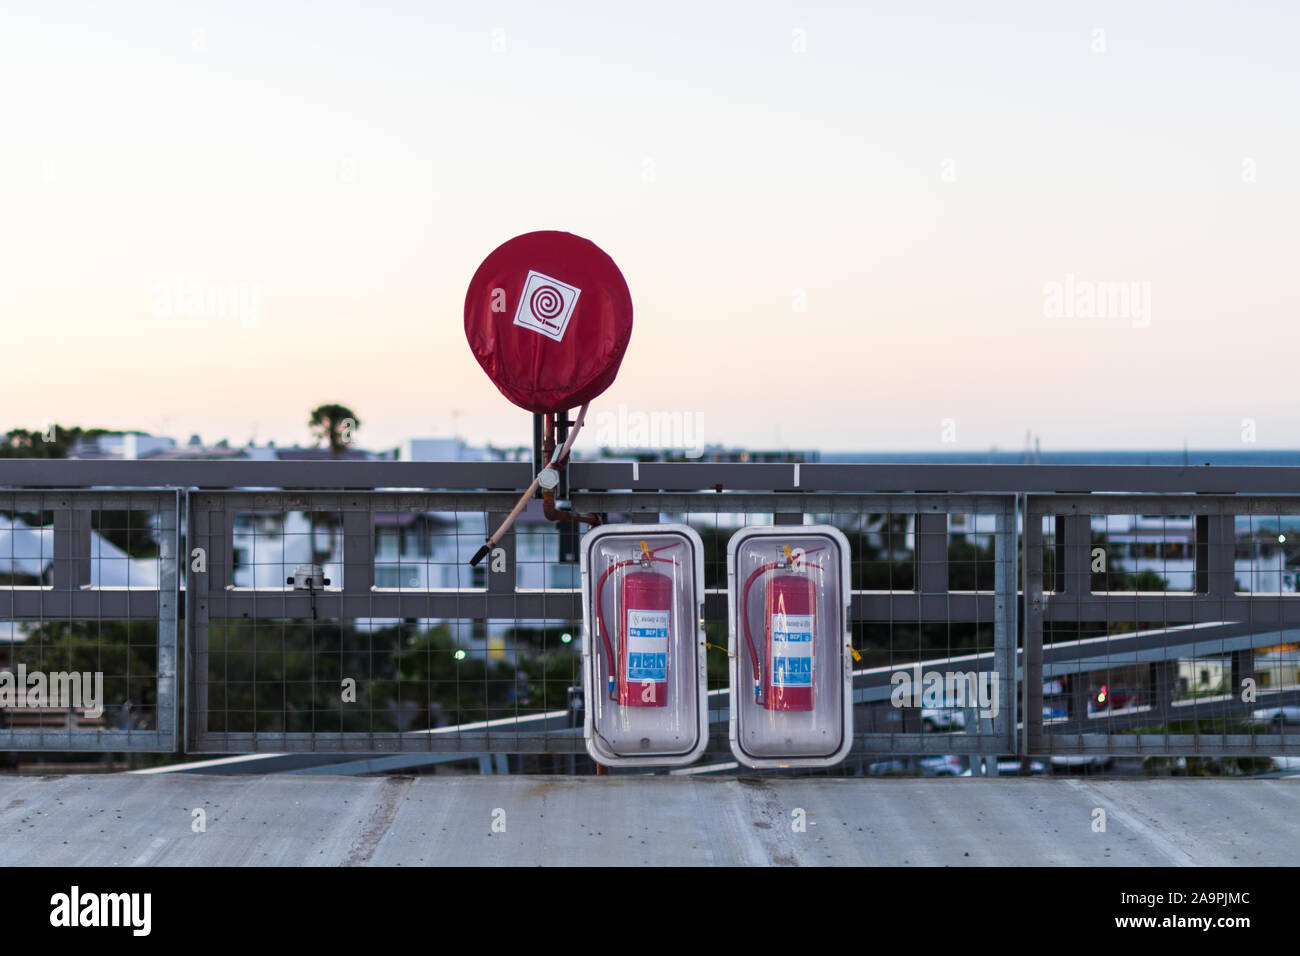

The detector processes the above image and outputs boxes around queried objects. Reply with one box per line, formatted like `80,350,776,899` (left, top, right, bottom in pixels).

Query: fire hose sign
513,270,581,342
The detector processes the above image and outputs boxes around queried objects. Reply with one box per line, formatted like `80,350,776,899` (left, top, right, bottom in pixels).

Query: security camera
287,564,330,589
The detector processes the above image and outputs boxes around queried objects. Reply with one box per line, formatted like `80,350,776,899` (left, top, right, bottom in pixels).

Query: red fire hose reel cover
464,231,633,413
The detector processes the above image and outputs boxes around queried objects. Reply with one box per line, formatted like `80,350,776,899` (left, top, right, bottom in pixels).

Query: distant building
228,498,570,660
68,430,396,462
69,432,176,459
401,438,487,462
589,444,818,463
0,513,160,643
953,513,1300,593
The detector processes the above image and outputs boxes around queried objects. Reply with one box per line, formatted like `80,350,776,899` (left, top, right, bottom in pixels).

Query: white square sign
513,270,581,342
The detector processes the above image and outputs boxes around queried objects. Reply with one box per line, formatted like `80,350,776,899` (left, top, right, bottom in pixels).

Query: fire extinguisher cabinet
580,524,708,768
728,525,853,769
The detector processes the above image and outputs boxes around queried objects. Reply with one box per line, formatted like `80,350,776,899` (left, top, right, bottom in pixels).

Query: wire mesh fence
1024,495,1300,761
1,463,1298,765
0,490,178,751
184,489,1017,762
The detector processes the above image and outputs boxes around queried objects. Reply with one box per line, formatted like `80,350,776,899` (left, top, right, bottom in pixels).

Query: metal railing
0,488,178,751
1023,494,1300,758
1,459,1297,761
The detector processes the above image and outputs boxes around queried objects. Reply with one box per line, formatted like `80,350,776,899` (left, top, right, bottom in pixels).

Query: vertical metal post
156,492,180,746
1231,651,1255,701
1196,513,1235,599
555,410,578,563
1069,673,1092,727
1061,513,1091,598
487,512,516,596
915,512,948,594
203,497,232,591
532,413,545,482
341,504,374,592
994,498,1017,758
1195,515,1209,595
1053,515,1066,595
1152,659,1178,725
915,512,948,657
1022,497,1045,755
186,494,213,750
51,503,90,589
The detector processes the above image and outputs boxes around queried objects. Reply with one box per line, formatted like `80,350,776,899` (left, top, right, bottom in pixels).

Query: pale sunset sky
1,2,1296,453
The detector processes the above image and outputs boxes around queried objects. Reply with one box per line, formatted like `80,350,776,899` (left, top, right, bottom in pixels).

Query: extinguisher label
770,613,814,687
626,608,669,682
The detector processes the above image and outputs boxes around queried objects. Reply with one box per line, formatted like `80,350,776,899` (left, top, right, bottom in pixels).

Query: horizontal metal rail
1,459,1300,494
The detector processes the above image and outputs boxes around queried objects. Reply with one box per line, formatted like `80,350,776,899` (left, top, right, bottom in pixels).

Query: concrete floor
1,774,1297,866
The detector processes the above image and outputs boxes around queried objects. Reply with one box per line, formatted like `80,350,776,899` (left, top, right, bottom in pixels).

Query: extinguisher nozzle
469,544,491,567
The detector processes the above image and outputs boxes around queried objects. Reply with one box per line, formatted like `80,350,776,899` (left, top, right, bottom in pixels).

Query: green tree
10,621,160,727
1,425,111,459
306,404,360,561
2,425,159,560
308,404,360,458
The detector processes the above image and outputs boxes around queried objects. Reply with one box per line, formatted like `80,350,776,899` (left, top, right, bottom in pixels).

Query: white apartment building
950,512,1300,593
228,500,576,661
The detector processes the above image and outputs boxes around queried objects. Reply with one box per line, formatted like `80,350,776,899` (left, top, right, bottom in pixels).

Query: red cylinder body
763,573,816,711
618,570,672,707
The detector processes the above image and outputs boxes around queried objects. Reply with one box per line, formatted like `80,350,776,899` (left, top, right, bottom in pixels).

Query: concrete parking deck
2,774,1298,866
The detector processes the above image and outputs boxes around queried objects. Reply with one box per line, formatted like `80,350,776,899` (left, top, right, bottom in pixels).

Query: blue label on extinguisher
771,613,813,687
626,608,669,682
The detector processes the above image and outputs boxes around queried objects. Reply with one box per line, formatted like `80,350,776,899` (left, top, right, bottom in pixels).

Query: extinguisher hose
470,402,590,566
594,544,681,701
741,563,783,699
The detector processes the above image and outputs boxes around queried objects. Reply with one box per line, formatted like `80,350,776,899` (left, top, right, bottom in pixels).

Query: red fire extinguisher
742,546,824,712
595,541,681,707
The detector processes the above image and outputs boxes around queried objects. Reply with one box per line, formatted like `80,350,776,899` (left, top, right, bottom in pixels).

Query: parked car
1250,706,1300,727
918,755,964,776
1049,754,1114,771
921,707,967,732
865,755,965,776
960,758,1047,776
1090,684,1141,713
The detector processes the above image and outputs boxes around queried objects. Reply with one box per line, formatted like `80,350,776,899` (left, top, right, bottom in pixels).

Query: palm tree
306,404,360,578
308,404,360,459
